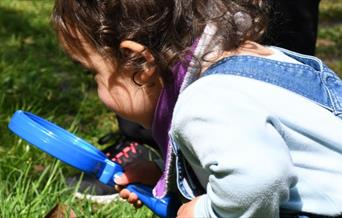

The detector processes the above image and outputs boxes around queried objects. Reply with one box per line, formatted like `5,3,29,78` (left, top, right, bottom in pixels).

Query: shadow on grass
0,6,100,148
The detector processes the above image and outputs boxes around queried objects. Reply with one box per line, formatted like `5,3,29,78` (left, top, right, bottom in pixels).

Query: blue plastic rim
8,110,119,177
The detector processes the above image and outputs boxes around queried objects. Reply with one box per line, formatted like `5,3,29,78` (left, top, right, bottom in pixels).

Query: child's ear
120,40,156,84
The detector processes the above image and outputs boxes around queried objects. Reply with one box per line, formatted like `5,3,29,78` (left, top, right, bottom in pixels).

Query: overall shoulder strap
202,51,341,116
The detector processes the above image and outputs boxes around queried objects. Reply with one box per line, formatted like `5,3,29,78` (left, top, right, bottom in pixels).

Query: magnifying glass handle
100,160,179,218
125,184,179,218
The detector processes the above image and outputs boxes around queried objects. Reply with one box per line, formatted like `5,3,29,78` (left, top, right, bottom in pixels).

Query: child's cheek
97,86,115,111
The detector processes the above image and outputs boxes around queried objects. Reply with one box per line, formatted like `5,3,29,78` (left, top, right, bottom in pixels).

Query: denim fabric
172,47,342,202
171,136,205,200
202,47,342,119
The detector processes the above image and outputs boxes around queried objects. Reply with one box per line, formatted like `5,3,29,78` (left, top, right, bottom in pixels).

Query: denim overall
171,47,342,217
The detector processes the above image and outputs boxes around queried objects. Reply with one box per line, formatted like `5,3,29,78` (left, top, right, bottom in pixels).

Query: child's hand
114,159,162,208
176,196,200,218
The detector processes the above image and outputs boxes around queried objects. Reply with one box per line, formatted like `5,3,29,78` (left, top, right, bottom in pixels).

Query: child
52,0,342,217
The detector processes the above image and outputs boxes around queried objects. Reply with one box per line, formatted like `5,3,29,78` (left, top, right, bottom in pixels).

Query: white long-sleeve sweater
171,69,342,217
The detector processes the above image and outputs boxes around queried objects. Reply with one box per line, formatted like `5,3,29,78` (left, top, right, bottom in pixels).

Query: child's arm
114,159,162,207
171,76,298,217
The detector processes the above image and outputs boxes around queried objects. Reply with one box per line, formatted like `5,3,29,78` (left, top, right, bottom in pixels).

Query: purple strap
152,42,198,198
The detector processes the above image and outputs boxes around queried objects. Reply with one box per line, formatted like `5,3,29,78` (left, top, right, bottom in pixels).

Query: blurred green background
0,0,341,217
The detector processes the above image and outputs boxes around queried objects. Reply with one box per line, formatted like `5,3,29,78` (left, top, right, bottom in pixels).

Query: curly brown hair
52,0,269,83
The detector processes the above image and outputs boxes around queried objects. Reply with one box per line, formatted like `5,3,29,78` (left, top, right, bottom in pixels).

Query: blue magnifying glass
8,110,179,218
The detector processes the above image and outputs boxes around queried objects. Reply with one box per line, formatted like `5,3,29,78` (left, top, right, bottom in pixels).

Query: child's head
52,0,268,127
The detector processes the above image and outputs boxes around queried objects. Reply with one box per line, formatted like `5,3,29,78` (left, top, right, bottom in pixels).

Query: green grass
0,0,341,217
316,0,342,74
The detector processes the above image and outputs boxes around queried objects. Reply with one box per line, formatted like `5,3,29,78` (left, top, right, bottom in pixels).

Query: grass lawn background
0,0,341,217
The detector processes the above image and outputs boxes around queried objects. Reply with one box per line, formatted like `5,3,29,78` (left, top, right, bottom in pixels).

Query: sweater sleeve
171,76,298,218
